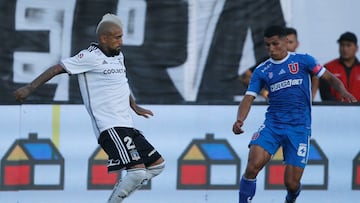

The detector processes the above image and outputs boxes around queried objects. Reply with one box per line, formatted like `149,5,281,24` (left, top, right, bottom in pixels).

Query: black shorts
98,127,162,172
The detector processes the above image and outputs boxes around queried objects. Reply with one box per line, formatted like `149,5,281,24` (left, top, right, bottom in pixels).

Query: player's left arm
320,70,357,103
129,95,154,118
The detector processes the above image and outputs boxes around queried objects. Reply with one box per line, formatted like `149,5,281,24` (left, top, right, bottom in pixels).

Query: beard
109,47,121,56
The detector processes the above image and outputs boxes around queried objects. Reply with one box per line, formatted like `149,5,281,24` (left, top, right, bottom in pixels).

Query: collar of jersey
270,52,290,64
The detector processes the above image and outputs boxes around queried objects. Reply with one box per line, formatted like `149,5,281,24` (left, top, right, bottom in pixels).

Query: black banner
0,0,285,105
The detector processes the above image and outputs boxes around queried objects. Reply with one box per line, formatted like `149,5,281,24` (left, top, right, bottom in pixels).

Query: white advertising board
0,105,359,203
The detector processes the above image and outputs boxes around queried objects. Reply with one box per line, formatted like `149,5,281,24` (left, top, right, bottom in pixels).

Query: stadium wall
0,105,359,203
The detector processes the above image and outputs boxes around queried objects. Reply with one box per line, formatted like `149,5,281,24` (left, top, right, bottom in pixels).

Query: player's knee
244,164,262,179
146,161,165,179
128,168,148,186
284,179,300,192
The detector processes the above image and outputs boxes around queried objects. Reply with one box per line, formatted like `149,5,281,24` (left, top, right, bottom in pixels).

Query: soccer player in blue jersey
232,25,357,203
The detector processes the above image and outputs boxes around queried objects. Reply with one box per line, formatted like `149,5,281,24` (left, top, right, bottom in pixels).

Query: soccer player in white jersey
14,13,165,203
232,25,357,203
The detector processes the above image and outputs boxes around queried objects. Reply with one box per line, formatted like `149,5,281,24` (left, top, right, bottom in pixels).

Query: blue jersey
247,52,326,128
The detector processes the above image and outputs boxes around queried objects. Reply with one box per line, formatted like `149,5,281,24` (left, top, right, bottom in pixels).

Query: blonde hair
96,13,123,35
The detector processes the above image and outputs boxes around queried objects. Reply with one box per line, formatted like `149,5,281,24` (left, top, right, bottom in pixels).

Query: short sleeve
61,50,97,74
246,69,263,97
304,54,326,78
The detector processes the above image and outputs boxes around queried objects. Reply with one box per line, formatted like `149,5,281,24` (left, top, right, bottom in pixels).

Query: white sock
107,168,147,203
145,161,165,179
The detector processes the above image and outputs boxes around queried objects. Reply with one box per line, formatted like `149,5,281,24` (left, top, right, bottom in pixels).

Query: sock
239,176,256,203
145,161,165,179
285,184,301,203
107,168,148,203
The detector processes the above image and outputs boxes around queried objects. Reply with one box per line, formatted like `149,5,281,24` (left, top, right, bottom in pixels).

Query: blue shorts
249,124,311,168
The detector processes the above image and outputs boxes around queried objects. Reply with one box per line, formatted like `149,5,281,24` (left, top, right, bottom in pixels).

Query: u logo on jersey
288,63,299,74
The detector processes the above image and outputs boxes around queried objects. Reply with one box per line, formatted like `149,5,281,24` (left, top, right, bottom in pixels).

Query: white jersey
61,44,134,139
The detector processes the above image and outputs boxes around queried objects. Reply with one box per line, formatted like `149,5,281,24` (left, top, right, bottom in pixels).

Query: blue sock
285,184,301,203
239,176,256,203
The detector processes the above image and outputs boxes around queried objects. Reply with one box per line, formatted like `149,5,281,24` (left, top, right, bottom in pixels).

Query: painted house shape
0,133,64,190
265,139,328,190
352,151,360,190
177,133,241,190
87,146,150,190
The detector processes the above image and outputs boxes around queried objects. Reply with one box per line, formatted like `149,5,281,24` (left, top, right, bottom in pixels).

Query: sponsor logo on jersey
279,69,286,75
269,79,303,92
103,68,126,74
261,63,272,73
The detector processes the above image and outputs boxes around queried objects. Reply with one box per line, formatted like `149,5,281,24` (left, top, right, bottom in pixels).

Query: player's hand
14,85,33,103
133,105,154,118
232,120,244,134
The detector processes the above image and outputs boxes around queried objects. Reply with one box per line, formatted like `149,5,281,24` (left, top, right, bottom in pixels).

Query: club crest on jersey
130,149,141,161
268,72,273,79
288,62,299,74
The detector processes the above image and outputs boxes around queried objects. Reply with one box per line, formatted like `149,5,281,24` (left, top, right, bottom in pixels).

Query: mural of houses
87,146,150,190
0,133,64,190
265,139,328,190
177,133,241,190
352,151,360,190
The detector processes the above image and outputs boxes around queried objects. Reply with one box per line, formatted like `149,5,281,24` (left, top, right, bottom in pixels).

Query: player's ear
99,34,107,44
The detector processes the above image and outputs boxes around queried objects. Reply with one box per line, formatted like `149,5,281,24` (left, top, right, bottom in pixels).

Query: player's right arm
14,64,66,103
233,66,263,134
233,94,255,134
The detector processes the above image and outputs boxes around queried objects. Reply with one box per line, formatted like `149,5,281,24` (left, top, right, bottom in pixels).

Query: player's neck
271,51,289,61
